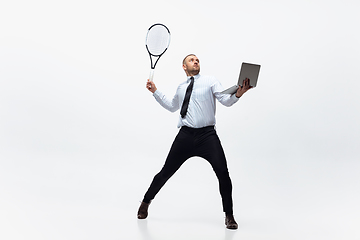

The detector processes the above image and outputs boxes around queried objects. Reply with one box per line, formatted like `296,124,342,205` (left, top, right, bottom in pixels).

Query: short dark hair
182,54,197,65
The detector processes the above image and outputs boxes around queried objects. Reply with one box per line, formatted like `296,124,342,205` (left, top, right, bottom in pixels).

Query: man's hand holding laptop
235,78,253,98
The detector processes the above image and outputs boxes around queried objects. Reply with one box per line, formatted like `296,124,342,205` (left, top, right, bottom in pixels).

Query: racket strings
146,26,170,56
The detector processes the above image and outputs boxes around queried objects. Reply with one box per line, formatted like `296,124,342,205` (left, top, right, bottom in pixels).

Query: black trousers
143,125,233,214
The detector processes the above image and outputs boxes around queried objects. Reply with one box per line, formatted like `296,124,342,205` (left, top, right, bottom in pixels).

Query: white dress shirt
153,74,239,128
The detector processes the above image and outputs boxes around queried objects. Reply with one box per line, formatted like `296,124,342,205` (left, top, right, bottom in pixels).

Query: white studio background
1,0,359,240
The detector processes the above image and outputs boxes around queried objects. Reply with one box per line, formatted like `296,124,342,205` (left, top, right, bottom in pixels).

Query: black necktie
180,76,194,118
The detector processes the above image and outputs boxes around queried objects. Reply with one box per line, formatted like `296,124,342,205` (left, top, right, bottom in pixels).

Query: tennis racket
145,23,171,82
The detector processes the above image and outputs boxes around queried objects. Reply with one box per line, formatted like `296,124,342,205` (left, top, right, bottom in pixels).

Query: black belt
181,125,215,132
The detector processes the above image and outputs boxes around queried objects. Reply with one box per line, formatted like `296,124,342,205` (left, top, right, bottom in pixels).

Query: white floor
1,150,359,240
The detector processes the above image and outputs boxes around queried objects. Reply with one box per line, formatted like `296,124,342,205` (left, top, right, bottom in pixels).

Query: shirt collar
187,74,200,82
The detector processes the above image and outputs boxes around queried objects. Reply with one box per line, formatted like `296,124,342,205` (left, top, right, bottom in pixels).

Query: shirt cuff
152,89,164,101
231,93,240,102
153,89,160,97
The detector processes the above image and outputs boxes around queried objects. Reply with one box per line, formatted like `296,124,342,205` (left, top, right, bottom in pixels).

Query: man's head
182,54,200,76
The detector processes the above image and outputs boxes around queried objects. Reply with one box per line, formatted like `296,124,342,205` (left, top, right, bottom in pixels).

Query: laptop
221,62,261,94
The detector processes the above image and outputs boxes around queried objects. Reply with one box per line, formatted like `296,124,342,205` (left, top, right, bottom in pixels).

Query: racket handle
149,69,155,82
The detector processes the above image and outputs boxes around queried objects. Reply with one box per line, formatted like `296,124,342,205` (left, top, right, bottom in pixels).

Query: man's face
183,55,200,76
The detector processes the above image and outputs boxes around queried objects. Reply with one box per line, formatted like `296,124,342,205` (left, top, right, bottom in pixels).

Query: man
138,54,252,230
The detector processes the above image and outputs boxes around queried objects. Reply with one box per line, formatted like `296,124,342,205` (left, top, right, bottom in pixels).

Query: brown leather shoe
225,214,238,230
137,201,150,219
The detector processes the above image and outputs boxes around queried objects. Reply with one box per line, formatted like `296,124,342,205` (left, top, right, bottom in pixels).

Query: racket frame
145,23,171,81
